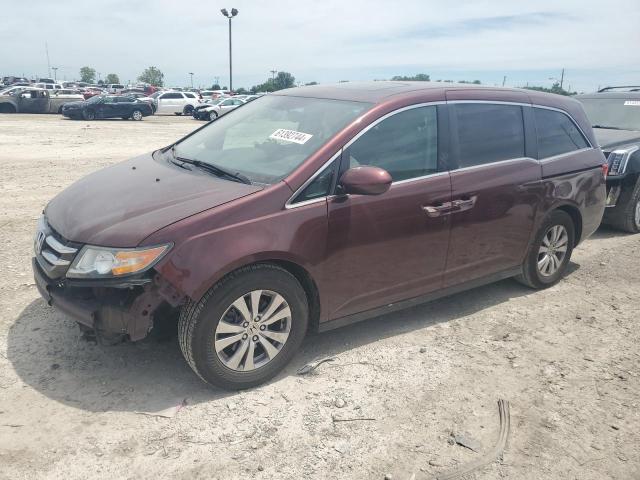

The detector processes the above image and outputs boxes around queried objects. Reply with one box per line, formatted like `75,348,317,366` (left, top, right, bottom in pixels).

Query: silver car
201,97,246,121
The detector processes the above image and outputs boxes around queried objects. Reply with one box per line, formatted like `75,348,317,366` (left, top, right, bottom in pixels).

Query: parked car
61,95,153,120
105,83,125,94
2,76,30,87
577,88,640,232
82,87,104,100
52,89,84,101
123,92,157,113
34,82,62,90
32,82,606,389
196,97,245,121
0,88,70,113
152,91,201,115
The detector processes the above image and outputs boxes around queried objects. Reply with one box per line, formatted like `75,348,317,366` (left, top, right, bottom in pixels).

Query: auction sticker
269,129,313,144
624,101,640,106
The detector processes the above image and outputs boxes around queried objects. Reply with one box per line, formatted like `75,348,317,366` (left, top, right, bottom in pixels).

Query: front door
324,104,452,320
443,99,542,287
18,90,49,113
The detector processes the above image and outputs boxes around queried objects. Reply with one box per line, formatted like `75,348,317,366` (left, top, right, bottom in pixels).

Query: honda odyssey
33,82,606,389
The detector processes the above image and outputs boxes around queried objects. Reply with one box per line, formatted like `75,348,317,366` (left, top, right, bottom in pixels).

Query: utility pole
502,75,506,87
270,69,277,81
52,67,58,81
560,68,565,90
214,76,220,87
45,41,51,78
220,8,239,91
189,72,194,88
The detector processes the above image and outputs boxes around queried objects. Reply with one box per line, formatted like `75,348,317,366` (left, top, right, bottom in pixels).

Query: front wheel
131,109,143,121
178,264,308,390
208,111,218,121
606,176,640,233
516,210,575,289
82,109,95,120
183,105,194,115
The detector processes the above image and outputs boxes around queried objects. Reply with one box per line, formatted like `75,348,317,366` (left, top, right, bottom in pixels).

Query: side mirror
339,166,392,196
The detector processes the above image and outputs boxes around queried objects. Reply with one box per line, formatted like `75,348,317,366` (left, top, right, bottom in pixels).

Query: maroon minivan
33,82,606,389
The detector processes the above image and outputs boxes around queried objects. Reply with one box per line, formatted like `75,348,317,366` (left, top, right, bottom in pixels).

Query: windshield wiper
168,146,251,184
592,125,623,130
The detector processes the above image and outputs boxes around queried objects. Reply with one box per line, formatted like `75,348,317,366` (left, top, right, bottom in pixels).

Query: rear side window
453,103,525,168
347,105,438,182
161,92,182,99
534,108,589,159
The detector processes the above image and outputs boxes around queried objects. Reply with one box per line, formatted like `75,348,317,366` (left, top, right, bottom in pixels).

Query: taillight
601,163,608,178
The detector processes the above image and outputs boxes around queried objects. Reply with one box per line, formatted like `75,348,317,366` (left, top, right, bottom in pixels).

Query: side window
453,103,525,168
347,106,438,182
534,108,589,159
161,93,181,99
222,99,234,106
292,161,336,203
184,93,195,99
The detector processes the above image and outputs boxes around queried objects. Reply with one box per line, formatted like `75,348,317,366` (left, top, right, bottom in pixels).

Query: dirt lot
0,113,638,480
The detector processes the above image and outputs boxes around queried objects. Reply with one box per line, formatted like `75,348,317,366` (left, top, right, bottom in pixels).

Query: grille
34,218,79,279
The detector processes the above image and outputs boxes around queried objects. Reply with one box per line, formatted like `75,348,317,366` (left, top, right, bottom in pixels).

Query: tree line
76,68,575,96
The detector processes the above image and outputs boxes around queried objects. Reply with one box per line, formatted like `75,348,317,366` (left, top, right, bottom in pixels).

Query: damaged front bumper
33,258,184,341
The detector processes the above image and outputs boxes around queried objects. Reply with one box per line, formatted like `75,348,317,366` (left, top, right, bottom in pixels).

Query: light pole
52,67,58,82
220,8,238,91
189,72,194,89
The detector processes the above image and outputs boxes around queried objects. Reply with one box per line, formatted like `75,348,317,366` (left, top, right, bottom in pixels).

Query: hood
45,152,262,247
593,128,640,151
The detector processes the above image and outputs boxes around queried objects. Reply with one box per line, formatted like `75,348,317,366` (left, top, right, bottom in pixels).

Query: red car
33,82,606,389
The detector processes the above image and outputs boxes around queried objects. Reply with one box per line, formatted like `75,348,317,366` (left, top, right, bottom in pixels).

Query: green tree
137,66,164,87
273,71,295,90
391,73,430,81
235,87,248,94
79,66,96,83
210,83,221,90
104,73,120,84
524,82,575,96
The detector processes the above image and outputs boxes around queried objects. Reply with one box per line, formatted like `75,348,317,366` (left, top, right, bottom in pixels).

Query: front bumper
33,258,184,341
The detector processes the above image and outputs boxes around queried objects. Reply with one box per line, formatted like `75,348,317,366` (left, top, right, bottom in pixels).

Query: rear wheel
178,264,308,390
516,210,575,289
605,176,640,233
131,109,143,121
174,112,182,116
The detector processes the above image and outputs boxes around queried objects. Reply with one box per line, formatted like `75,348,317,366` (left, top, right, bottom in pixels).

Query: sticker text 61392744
269,129,313,145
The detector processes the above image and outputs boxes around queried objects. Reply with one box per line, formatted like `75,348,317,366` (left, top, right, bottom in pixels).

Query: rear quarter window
534,108,589,159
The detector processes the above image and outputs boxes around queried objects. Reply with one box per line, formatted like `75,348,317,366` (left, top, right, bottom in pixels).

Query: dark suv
33,82,606,389
577,87,640,232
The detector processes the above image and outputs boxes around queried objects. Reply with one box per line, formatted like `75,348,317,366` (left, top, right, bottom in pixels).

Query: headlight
67,244,171,278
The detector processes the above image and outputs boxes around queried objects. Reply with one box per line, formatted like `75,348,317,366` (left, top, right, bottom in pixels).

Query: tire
131,109,143,121
183,105,194,115
208,111,218,121
516,210,575,289
174,112,182,116
83,109,95,121
178,264,309,390
604,176,640,233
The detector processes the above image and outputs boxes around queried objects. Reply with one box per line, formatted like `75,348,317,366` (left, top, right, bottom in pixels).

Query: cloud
1,0,639,91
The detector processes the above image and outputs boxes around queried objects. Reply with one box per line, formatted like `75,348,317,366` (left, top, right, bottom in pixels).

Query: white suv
154,91,201,115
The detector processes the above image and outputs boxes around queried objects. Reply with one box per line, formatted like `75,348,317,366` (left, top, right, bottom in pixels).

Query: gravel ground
0,114,638,480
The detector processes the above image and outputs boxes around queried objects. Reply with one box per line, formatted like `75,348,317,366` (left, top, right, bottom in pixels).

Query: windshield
579,97,640,131
172,95,370,184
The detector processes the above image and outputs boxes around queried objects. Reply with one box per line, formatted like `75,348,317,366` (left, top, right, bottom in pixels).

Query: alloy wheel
634,199,640,229
214,290,291,372
537,225,569,277
132,110,142,120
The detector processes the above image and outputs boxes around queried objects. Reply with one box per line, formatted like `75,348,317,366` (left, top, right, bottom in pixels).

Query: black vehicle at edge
577,87,640,233
62,95,154,121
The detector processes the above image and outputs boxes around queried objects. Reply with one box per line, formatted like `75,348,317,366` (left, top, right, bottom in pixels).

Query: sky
1,0,639,92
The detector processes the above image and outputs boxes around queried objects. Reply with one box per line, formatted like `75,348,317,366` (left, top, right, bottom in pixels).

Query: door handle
451,195,477,212
422,201,455,217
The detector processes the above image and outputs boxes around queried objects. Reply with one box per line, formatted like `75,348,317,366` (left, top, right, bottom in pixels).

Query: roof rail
597,86,640,92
